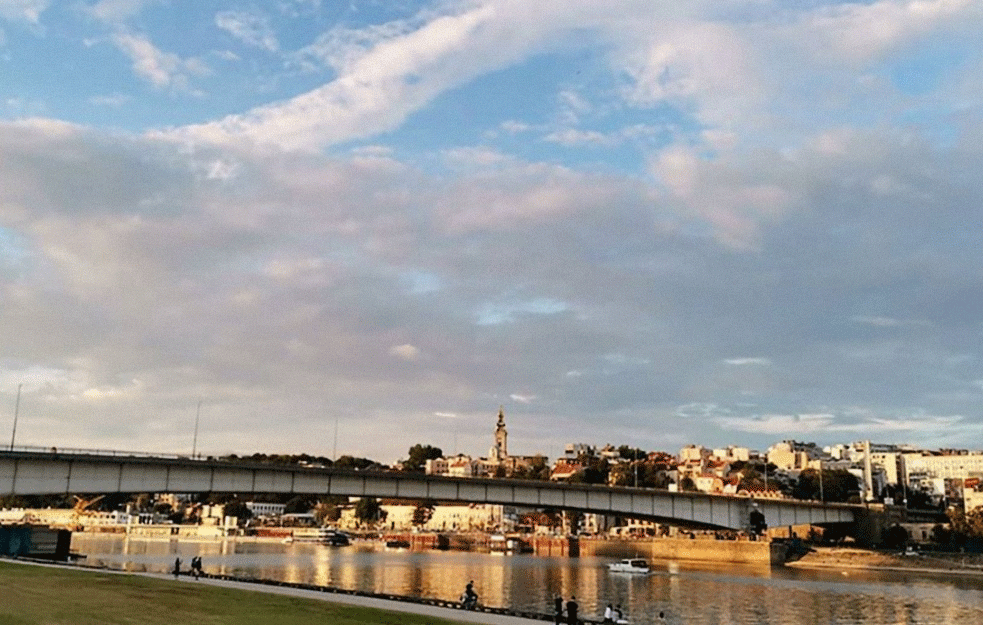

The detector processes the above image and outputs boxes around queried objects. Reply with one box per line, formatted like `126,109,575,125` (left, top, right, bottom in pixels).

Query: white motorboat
607,558,650,574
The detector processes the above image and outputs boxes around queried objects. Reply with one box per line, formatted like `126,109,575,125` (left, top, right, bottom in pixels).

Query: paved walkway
183,574,545,625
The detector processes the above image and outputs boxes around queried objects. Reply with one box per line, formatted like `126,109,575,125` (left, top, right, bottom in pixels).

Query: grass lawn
0,561,469,625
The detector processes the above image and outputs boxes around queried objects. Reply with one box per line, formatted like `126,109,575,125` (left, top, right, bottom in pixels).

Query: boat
489,534,531,554
607,558,650,574
385,539,411,549
290,528,350,545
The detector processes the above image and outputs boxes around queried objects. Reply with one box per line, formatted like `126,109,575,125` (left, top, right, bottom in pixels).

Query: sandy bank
786,547,983,576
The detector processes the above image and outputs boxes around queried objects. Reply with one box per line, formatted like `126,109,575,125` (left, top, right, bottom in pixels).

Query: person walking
553,594,564,625
566,595,579,625
604,603,614,623
172,557,181,579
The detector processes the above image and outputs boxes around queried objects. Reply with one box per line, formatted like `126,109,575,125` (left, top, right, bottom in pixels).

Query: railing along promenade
0,446,860,531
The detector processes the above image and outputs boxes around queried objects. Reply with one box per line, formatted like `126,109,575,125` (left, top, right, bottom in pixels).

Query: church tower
490,406,508,461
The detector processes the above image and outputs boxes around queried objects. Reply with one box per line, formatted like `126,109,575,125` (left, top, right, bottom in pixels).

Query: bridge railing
4,444,192,461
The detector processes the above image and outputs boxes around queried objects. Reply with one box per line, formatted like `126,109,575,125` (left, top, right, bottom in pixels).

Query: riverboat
607,558,650,574
291,528,350,545
489,534,531,553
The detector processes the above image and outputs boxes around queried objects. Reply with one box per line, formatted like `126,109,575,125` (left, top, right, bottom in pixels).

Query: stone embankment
787,547,983,576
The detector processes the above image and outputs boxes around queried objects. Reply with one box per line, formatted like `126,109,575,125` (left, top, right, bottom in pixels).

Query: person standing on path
553,595,564,625
172,557,181,579
566,595,578,625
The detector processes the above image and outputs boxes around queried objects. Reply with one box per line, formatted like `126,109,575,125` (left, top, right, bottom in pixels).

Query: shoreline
74,530,983,580
784,546,983,577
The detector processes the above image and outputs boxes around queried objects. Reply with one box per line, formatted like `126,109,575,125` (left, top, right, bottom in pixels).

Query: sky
2,0,983,464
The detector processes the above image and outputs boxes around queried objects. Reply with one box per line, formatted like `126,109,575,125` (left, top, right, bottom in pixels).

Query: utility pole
9,383,22,451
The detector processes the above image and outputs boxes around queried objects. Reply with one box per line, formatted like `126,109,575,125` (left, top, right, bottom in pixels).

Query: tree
568,456,609,485
617,446,647,461
284,495,314,515
222,501,253,523
335,455,382,471
679,476,697,492
511,455,550,481
404,444,443,472
792,469,859,503
882,524,909,550
412,500,436,528
949,505,983,539
313,500,343,526
354,497,386,527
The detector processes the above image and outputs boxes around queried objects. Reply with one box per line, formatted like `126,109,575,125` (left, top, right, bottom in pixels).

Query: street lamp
9,383,22,451
192,399,202,459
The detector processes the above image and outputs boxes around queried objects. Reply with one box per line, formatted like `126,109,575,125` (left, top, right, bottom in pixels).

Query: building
426,408,542,478
565,443,596,459
901,451,983,483
712,446,751,463
338,501,509,532
767,441,822,472
489,406,508,462
245,502,286,518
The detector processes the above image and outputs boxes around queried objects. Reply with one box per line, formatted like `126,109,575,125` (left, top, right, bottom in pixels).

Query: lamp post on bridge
192,399,202,459
8,383,22,451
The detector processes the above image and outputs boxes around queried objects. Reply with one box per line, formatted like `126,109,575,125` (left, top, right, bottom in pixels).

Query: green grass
0,561,470,625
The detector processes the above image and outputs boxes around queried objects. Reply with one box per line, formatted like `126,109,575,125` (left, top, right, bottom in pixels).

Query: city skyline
2,1,983,463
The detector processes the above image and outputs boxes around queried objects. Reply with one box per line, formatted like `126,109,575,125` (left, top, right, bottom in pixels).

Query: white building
712,446,750,463
339,502,508,532
245,502,286,517
901,452,983,483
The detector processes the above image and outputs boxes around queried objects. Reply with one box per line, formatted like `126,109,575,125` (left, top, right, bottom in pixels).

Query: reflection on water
72,534,983,625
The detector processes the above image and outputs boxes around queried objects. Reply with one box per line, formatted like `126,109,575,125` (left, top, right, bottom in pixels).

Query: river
71,534,983,625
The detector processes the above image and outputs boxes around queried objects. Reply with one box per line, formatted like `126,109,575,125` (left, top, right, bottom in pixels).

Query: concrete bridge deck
0,448,860,531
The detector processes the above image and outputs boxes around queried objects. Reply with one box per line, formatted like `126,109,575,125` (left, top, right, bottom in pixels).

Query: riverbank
786,546,983,576
0,558,540,625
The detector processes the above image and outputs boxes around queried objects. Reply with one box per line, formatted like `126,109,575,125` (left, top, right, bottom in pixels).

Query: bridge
0,448,860,531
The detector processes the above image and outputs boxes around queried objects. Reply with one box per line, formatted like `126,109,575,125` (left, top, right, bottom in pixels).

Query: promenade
5,557,547,625
186,574,545,625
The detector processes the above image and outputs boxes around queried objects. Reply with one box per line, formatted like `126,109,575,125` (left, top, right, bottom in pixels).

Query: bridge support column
851,504,896,547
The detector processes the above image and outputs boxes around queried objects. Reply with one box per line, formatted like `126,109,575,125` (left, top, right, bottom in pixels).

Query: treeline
217,452,384,471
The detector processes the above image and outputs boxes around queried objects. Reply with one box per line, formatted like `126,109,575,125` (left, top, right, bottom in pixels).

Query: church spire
491,406,508,461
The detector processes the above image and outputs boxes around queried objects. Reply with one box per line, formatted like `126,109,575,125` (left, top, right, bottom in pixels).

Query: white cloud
87,0,155,25
651,144,795,249
216,9,279,52
851,315,932,328
111,31,209,90
88,93,131,108
716,411,968,436
510,393,536,404
804,0,977,63
390,344,421,361
716,413,835,434
544,128,611,147
620,22,766,129
724,358,771,366
0,0,48,23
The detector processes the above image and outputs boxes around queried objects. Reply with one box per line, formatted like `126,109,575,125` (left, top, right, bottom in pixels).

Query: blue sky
2,0,983,463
